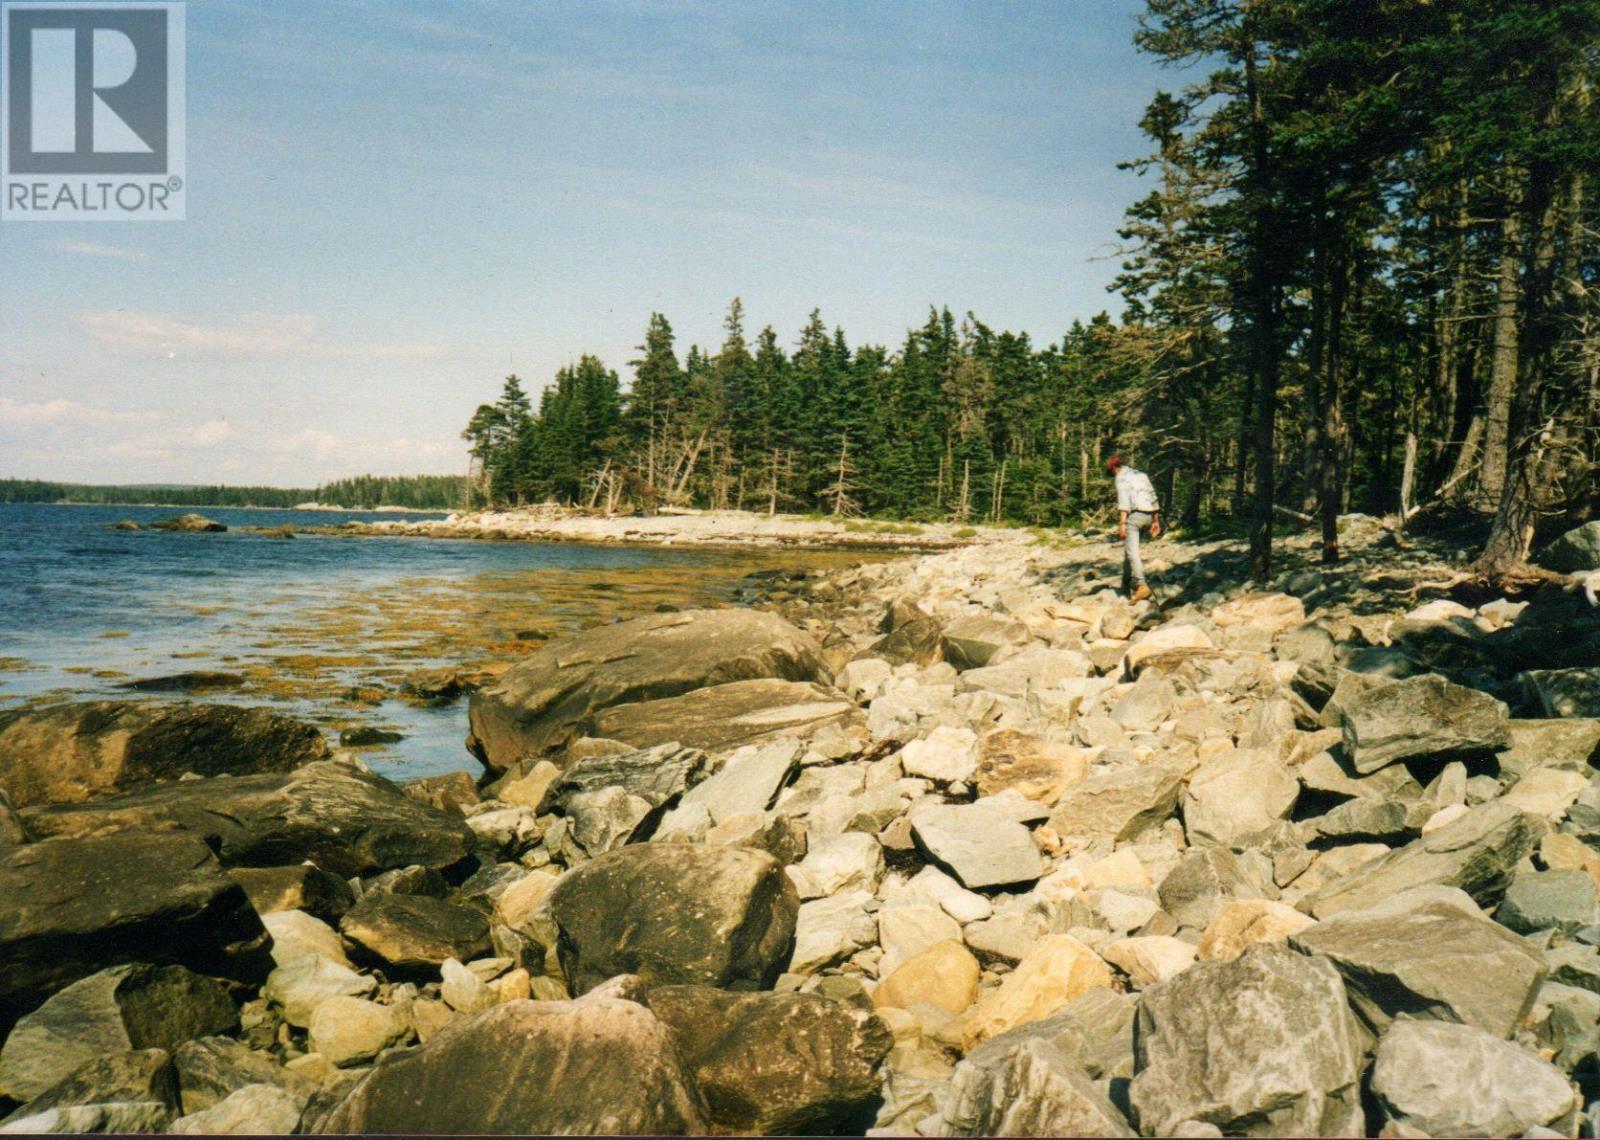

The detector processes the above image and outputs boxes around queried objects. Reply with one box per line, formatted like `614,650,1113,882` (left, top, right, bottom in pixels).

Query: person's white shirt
1115,467,1160,513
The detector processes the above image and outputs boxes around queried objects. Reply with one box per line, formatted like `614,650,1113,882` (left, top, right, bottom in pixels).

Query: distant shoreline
8,500,452,515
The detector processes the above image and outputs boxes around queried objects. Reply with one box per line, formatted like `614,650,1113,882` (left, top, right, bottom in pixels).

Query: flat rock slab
20,760,474,878
1304,801,1541,919
936,1034,1134,1137
1340,674,1510,773
1047,765,1184,843
1289,901,1547,1037
910,803,1044,890
680,738,802,824
466,608,823,772
0,699,329,808
588,678,861,754
548,843,798,993
0,830,271,1029
315,998,708,1135
1129,944,1366,1137
645,986,892,1135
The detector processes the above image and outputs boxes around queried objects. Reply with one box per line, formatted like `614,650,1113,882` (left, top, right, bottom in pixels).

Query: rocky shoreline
6,515,1600,1134
275,505,1008,550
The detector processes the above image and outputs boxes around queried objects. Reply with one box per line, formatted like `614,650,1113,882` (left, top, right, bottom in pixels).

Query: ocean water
0,502,870,780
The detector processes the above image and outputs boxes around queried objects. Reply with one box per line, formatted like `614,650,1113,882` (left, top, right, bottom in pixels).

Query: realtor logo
2,1,185,219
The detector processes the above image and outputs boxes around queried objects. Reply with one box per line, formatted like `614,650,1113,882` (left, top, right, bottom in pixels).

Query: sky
0,0,1187,486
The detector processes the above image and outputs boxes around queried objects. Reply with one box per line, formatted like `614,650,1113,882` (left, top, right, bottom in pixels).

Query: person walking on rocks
1108,455,1161,601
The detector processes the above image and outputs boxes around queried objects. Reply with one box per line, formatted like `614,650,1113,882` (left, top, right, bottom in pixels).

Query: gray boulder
547,843,798,993
1541,521,1600,573
1498,718,1600,780
940,613,1031,671
315,998,708,1134
541,743,710,854
466,608,823,773
170,1083,305,1136
0,831,271,1029
1289,900,1546,1036
1498,868,1600,935
645,986,892,1134
931,1035,1133,1137
587,679,860,754
1158,848,1273,931
0,700,329,808
868,598,944,667
1370,1019,1576,1137
1303,801,1542,919
677,738,802,824
0,965,236,1103
910,803,1044,890
1182,750,1298,847
1129,944,1367,1137
1340,674,1510,773
2,1049,177,1125
20,760,474,878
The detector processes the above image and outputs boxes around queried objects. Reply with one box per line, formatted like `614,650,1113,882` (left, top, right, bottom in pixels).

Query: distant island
0,474,468,511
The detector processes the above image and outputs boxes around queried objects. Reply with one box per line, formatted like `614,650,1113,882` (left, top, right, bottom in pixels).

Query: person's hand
1151,517,1162,538
1118,522,1127,540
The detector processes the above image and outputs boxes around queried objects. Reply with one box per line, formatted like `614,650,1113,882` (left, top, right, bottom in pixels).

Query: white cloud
76,310,447,361
0,397,158,426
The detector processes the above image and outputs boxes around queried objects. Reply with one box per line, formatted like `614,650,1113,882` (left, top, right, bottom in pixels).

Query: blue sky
1,0,1182,485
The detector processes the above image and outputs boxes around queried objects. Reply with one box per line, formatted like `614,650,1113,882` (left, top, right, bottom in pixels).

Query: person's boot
1131,583,1153,603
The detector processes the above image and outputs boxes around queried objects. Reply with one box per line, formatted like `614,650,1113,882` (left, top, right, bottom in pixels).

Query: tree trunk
1478,196,1524,507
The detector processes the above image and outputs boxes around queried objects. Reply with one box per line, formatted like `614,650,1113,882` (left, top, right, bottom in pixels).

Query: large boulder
645,986,891,1134
1541,520,1600,573
0,965,236,1103
1303,801,1542,919
0,830,271,1028
315,998,708,1134
1046,764,1184,843
339,895,491,974
932,1034,1133,1137
909,803,1044,890
1182,749,1298,847
541,743,710,855
1339,674,1510,773
2,1047,179,1125
172,1037,316,1115
466,609,823,773
0,700,329,808
19,760,474,877
1128,944,1367,1137
1523,667,1600,718
547,844,798,993
1289,899,1546,1036
1370,1019,1577,1137
940,613,1031,670
587,679,861,755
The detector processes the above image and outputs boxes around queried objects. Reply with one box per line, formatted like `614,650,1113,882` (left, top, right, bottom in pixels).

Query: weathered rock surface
547,843,798,993
931,1034,1133,1137
169,1083,306,1136
0,830,270,1028
1182,749,1298,847
1370,1019,1576,1138
0,965,236,1103
228,864,355,921
339,894,491,973
317,997,708,1134
1541,520,1600,573
645,986,892,1134
873,940,980,1014
150,513,225,532
466,608,823,772
1129,944,1367,1137
588,678,860,754
2,1048,177,1125
1340,674,1510,773
20,760,474,877
541,743,709,854
1046,764,1184,842
910,802,1044,890
1304,801,1542,918
1290,900,1547,1036
957,934,1114,1051
0,700,329,808
172,1037,314,1114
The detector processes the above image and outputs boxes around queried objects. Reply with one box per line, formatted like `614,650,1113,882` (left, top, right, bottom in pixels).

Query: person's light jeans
1123,510,1153,593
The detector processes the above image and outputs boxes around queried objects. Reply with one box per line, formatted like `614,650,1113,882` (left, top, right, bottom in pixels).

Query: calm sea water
0,502,857,779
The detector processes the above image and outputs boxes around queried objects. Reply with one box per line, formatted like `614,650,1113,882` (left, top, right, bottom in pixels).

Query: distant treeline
0,474,467,510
